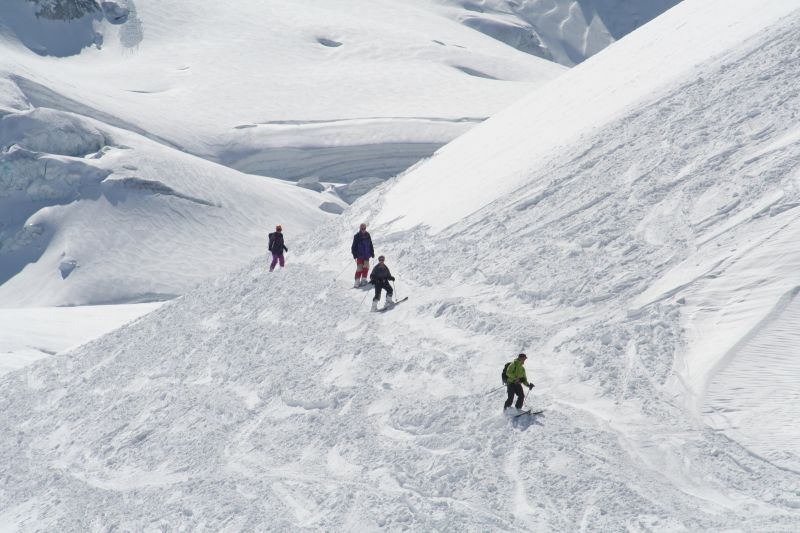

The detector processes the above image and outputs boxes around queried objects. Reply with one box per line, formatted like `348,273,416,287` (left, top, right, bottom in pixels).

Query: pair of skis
377,296,408,312
514,409,544,418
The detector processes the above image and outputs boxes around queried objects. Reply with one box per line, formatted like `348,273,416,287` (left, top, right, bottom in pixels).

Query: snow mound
0,90,333,307
0,107,106,156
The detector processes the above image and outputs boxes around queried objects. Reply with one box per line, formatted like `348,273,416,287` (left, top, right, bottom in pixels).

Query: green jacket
505,359,529,386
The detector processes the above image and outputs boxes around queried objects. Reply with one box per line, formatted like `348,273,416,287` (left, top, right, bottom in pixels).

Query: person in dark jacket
351,223,374,287
369,255,394,311
504,353,534,411
268,225,288,272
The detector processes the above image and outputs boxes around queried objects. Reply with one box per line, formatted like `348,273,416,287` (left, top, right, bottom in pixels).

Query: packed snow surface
3,0,800,531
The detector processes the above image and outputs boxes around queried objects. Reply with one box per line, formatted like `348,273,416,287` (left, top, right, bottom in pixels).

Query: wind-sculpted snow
0,107,106,156
0,101,333,307
219,117,482,185
434,0,682,66
0,0,565,192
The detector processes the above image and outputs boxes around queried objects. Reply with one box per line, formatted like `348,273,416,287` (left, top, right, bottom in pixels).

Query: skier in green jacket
504,353,534,411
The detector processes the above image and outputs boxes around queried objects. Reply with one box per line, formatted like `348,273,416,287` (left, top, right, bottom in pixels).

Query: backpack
501,362,511,385
268,232,276,252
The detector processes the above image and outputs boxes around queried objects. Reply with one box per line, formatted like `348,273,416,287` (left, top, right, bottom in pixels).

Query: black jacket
351,231,375,260
268,232,287,254
370,263,394,283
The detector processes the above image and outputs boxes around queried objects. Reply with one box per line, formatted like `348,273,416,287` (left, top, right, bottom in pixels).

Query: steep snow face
375,0,799,234
428,0,682,66
0,0,565,186
2,2,800,531
0,96,333,307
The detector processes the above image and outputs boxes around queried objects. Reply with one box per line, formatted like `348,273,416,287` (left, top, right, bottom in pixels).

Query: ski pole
333,261,351,282
486,385,505,395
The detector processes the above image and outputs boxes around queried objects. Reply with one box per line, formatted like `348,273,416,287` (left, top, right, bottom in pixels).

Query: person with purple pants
268,225,288,271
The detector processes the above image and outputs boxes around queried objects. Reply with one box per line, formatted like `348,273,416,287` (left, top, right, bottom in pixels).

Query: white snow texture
3,0,800,531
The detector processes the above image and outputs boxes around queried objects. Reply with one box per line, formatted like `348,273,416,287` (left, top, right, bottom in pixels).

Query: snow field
0,0,566,185
0,303,160,377
0,98,334,307
374,0,800,234
3,239,799,530
3,0,800,530
429,0,681,66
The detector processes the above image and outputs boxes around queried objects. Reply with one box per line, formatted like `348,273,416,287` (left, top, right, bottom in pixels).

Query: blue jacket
351,231,374,260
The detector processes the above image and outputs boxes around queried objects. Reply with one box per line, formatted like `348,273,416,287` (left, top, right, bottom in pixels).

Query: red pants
355,258,369,280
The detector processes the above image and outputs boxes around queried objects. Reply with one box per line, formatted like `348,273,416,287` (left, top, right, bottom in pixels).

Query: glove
389,276,395,281
528,383,534,390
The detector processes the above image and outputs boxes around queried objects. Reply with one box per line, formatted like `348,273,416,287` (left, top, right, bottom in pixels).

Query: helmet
378,255,385,261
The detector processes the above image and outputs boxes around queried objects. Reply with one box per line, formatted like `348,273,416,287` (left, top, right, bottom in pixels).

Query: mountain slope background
1,0,800,530
0,0,681,361
0,0,565,311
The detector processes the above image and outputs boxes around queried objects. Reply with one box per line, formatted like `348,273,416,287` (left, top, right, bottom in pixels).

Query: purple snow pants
270,252,285,271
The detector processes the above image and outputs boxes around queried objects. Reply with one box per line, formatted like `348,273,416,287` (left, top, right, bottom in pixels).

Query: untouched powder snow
2,1,800,530
0,0,565,185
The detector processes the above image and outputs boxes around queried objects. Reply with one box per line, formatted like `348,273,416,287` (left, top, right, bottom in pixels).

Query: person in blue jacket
351,223,375,287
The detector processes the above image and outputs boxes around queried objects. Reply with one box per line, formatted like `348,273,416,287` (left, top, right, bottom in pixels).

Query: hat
518,353,527,359
378,255,385,261
276,225,282,231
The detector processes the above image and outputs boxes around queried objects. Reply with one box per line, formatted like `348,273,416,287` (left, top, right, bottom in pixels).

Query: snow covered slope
0,303,160,376
428,0,682,66
0,0,563,305
0,0,565,186
0,97,334,307
2,1,800,530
